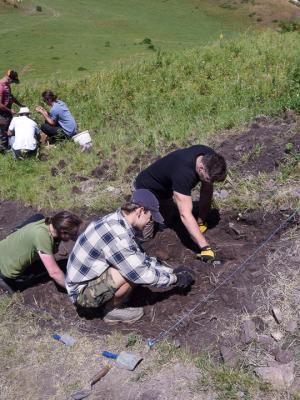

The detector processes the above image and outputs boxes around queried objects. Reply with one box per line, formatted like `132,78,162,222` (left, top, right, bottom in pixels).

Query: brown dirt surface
215,113,300,175
1,114,299,353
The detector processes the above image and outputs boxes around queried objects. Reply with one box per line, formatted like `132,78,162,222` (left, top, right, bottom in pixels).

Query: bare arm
35,106,56,126
38,252,65,288
198,182,214,223
7,129,14,136
173,191,209,249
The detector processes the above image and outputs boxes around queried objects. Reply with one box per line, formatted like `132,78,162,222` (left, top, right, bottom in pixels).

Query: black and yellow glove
197,246,215,263
198,222,208,234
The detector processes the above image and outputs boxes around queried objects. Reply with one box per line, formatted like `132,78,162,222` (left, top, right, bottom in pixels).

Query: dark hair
121,202,148,213
45,211,82,239
42,90,57,103
202,153,227,182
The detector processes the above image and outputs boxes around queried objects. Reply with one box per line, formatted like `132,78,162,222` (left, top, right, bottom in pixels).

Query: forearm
180,211,209,249
49,270,66,288
115,253,177,288
36,107,55,125
39,252,66,288
45,114,56,125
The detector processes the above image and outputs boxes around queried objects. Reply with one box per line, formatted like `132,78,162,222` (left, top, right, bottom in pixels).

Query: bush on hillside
279,19,300,33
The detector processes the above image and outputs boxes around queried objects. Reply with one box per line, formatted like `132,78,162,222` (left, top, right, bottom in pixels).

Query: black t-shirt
135,145,215,199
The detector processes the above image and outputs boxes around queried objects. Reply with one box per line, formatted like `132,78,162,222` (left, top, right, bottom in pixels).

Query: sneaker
103,307,144,324
0,276,15,294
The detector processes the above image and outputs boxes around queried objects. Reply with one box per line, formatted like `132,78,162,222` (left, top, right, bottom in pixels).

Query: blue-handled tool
101,350,143,370
101,351,118,359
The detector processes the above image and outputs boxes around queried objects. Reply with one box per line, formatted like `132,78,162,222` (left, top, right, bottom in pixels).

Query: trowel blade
71,389,91,400
116,351,143,371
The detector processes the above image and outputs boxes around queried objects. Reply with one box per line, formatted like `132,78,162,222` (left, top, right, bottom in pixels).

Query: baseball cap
7,70,20,84
131,189,164,224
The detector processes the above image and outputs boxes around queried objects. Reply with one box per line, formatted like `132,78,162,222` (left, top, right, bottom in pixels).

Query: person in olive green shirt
0,211,82,292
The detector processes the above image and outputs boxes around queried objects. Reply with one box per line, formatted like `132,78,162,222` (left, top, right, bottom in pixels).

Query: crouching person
65,189,195,324
0,211,82,293
7,107,39,160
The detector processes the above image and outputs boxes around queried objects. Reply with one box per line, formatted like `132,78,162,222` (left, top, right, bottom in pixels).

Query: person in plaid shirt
66,189,195,324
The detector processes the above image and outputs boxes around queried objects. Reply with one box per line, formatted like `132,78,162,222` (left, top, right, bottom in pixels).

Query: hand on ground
197,246,215,262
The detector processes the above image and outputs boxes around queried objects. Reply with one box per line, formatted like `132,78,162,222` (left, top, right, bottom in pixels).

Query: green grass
0,0,252,80
2,30,300,210
194,355,271,399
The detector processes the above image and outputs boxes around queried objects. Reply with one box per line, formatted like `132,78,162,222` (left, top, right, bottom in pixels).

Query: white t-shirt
8,116,39,151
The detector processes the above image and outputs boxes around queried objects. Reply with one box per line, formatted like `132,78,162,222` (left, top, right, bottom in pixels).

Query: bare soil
1,114,299,352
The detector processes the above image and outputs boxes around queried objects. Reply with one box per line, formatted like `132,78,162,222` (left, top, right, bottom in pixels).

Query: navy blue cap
131,189,164,224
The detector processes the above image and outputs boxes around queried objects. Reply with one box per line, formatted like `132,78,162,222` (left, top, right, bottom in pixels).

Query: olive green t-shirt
0,220,54,279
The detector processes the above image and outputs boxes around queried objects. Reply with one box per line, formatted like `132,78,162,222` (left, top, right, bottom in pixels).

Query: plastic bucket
72,130,92,146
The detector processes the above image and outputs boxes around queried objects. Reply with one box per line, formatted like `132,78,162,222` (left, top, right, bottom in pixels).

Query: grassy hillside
0,0,252,80
1,30,300,210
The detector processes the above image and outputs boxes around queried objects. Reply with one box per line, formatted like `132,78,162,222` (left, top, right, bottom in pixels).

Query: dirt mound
1,113,299,351
216,114,300,175
0,201,294,351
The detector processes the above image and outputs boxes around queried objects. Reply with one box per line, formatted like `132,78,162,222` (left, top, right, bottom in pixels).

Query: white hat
18,107,31,114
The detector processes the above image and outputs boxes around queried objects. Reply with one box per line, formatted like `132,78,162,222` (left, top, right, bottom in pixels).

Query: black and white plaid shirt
66,209,177,302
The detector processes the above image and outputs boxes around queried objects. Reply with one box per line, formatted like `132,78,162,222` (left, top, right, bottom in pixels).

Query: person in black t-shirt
134,145,227,262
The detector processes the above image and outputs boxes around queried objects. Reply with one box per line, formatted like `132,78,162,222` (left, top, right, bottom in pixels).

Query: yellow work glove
197,246,215,263
198,222,208,234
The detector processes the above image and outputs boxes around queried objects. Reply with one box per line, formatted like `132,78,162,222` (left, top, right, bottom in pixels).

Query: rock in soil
285,320,298,333
220,345,239,367
271,306,283,324
257,334,275,346
254,361,295,388
271,331,284,342
275,349,294,364
241,319,257,344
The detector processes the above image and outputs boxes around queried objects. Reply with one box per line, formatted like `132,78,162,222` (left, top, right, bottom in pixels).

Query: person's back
9,115,38,151
135,145,215,199
0,219,54,279
50,100,77,136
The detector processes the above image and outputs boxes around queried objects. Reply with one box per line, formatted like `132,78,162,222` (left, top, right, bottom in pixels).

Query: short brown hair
121,202,147,214
42,90,57,103
45,211,82,239
202,153,227,182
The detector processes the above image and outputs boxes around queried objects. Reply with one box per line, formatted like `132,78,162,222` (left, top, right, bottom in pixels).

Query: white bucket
72,130,92,146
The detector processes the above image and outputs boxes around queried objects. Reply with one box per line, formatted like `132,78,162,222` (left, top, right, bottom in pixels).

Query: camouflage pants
76,269,117,308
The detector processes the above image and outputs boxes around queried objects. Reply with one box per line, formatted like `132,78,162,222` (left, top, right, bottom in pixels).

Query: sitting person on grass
0,212,82,294
35,90,77,141
7,107,39,160
65,189,195,324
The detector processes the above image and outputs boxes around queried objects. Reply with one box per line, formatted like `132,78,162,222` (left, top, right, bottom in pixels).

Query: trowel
101,351,143,371
71,366,110,400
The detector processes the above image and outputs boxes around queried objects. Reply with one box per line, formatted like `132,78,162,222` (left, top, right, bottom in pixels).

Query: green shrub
141,37,152,45
279,19,300,33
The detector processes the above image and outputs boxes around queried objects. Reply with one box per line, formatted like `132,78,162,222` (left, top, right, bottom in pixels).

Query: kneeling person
0,212,82,293
66,189,194,324
8,107,39,159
